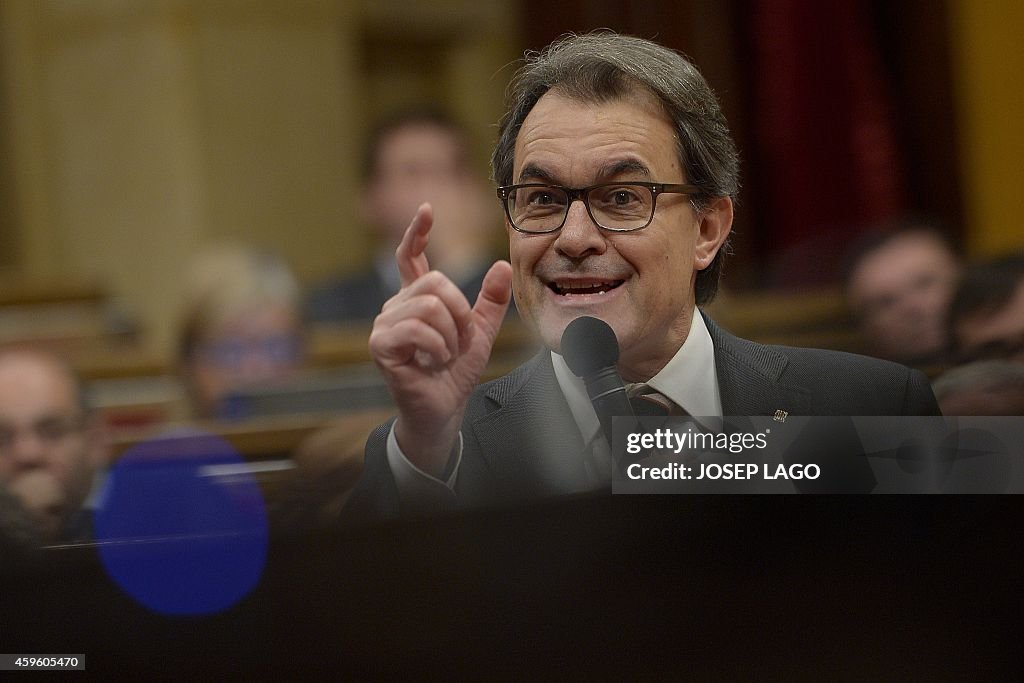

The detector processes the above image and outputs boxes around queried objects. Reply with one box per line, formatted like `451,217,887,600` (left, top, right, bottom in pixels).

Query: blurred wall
0,0,517,353
949,0,1024,257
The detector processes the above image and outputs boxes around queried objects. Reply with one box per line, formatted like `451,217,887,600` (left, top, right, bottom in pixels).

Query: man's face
847,232,960,361
508,89,731,380
188,303,304,417
365,124,471,246
0,353,103,536
955,280,1024,362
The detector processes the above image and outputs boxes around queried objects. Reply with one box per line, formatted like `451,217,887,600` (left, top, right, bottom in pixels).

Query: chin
539,311,633,356
537,320,572,354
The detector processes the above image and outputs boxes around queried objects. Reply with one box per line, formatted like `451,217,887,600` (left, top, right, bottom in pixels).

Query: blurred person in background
932,360,1024,415
844,223,961,366
0,348,108,542
178,245,306,418
947,253,1024,363
306,107,501,323
180,245,391,530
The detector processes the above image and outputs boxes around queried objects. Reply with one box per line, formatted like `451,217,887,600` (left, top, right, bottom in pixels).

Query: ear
694,196,733,271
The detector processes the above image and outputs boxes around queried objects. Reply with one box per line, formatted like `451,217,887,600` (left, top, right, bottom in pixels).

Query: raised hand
369,203,513,477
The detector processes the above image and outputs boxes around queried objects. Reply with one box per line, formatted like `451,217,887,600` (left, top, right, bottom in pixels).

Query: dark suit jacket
345,314,940,519
306,265,496,324
305,269,397,324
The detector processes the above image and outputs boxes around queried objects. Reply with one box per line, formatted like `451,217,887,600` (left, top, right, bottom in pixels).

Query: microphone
560,316,636,449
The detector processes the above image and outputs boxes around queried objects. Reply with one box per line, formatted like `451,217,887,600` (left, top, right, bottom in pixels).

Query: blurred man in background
844,224,961,366
947,253,1024,363
0,348,107,541
306,107,499,323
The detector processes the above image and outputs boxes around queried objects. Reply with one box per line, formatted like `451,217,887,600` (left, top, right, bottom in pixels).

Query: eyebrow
600,159,651,179
515,158,652,185
516,163,557,184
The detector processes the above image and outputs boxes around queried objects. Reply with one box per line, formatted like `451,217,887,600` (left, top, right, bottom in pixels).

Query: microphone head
561,316,619,377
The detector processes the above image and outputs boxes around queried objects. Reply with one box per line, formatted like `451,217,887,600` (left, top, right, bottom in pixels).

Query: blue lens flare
94,430,269,616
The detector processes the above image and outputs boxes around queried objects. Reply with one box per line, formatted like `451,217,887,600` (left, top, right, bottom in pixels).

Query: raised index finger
395,203,433,288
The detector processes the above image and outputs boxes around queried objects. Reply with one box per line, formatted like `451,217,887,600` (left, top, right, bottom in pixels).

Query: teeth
552,281,621,295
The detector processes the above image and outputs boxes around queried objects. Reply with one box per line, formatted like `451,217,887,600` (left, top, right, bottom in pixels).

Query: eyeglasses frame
496,181,702,234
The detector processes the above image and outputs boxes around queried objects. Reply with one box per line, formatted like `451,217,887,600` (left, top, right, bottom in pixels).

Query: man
348,33,939,517
844,225,961,366
947,254,1024,363
0,348,107,541
306,107,498,323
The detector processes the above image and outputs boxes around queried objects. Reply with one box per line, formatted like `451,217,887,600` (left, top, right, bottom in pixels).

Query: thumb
471,260,513,337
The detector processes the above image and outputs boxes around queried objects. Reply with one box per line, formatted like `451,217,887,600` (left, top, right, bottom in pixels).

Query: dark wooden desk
3,496,1020,678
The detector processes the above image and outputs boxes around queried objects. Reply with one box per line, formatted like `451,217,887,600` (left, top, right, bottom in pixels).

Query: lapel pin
773,410,788,423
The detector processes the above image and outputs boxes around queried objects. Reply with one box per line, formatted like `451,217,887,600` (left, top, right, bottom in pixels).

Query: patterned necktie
585,384,684,483
626,383,684,417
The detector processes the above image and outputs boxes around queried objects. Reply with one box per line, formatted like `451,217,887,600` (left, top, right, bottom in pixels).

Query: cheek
508,239,541,287
44,449,77,486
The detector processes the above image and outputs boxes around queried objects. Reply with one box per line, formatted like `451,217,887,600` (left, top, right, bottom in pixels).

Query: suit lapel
470,352,592,496
703,312,809,416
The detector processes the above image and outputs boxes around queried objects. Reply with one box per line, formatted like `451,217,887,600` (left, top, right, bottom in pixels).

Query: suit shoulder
707,312,913,381
770,343,912,376
710,317,911,383
705,314,936,415
767,344,937,415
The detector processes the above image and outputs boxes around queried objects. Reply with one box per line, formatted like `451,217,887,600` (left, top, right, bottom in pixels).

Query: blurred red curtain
750,0,907,285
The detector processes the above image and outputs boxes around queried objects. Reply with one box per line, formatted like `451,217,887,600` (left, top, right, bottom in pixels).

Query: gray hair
491,31,740,305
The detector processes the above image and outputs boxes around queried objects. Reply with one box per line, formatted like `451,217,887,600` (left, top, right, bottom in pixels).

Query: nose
10,431,47,470
893,290,929,321
553,199,607,260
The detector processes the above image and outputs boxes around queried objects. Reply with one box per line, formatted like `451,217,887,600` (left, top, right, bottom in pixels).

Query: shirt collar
551,311,723,444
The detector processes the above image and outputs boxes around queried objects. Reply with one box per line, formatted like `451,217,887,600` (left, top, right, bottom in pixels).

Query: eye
36,419,76,442
610,188,642,206
592,185,648,213
525,189,561,206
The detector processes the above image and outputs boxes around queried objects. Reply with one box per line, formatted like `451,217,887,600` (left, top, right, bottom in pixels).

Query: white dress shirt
386,312,723,502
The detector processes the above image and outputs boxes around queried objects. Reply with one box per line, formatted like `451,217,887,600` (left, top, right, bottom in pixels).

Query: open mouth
548,280,625,296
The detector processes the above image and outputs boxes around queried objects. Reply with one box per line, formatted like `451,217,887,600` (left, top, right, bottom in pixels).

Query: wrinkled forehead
512,87,680,182
517,83,671,139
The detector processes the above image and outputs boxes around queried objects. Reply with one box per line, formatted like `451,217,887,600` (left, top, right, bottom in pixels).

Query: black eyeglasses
0,414,86,453
497,181,700,234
